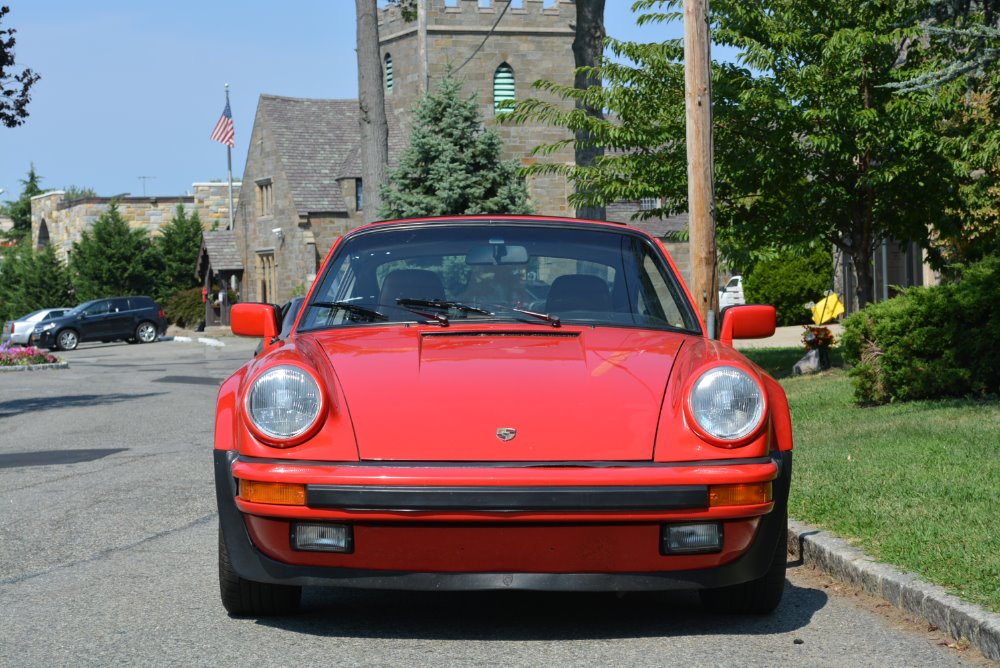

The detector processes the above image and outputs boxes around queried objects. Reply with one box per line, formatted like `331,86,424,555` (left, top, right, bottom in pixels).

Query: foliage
152,205,204,303
0,5,40,128
841,254,1000,404
164,287,205,328
61,185,97,200
507,0,961,307
742,247,832,326
379,74,533,218
0,244,73,322
1,164,46,239
0,342,58,366
69,202,155,301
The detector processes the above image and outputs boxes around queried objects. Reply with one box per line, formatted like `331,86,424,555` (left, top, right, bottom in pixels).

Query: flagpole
225,83,235,231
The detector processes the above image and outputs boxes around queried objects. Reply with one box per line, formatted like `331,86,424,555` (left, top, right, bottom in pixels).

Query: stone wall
379,0,576,216
31,182,241,262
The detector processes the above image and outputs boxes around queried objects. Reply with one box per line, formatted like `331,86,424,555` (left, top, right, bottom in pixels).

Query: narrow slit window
384,54,394,93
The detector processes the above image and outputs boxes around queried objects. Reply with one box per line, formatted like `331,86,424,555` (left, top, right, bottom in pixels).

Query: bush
743,247,832,326
841,255,1000,404
164,288,205,328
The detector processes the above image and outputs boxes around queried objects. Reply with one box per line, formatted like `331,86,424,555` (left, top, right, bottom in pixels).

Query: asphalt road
0,337,990,667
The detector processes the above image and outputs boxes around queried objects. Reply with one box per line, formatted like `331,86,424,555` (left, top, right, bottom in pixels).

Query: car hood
305,326,687,462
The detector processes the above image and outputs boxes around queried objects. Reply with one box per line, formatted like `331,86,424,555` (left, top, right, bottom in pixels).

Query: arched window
493,63,515,114
384,53,394,93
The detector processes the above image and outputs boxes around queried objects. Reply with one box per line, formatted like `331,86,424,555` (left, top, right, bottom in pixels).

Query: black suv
31,296,168,351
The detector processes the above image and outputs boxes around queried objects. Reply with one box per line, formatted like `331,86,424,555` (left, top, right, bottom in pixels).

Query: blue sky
0,1,717,202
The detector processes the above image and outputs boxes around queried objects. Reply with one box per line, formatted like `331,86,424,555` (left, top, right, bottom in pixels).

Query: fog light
662,522,723,554
293,523,353,553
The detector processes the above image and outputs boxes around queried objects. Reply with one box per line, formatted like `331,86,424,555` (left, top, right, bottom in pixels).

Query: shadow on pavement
0,448,128,469
256,571,827,640
0,392,165,419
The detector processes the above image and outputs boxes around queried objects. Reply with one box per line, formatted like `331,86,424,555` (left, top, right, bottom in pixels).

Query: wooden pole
684,0,718,333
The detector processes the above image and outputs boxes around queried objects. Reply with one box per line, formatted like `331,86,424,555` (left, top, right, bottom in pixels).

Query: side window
84,301,111,316
638,252,689,329
111,298,130,313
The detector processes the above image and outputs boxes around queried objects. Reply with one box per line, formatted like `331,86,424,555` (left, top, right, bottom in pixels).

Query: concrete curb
0,361,69,372
166,335,225,347
788,519,1000,661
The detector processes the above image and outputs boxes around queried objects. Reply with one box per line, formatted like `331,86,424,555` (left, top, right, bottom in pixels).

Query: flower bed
0,342,62,367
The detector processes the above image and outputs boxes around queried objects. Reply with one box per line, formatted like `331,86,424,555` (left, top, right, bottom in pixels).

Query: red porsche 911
215,216,792,616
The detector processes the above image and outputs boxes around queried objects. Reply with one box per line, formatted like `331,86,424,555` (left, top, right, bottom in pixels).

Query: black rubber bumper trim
214,449,792,592
306,484,706,511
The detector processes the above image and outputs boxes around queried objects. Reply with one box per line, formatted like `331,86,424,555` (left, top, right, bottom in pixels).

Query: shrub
743,247,833,326
841,255,1000,404
0,342,59,366
164,288,205,328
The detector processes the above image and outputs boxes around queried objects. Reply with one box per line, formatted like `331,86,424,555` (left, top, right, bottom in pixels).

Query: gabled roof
258,95,406,217
197,230,243,278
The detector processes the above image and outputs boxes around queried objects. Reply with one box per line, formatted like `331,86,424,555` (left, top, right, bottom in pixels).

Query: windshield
299,222,699,333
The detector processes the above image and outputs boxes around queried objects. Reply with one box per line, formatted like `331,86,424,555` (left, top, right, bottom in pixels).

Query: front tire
56,329,79,351
218,526,301,616
699,510,788,614
135,321,158,344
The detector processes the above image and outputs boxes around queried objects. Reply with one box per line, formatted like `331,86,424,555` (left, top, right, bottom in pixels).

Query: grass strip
743,348,1000,613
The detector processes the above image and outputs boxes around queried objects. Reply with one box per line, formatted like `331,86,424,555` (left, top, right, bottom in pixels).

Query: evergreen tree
69,202,155,301
0,244,72,320
379,74,533,218
1,164,46,240
153,204,204,302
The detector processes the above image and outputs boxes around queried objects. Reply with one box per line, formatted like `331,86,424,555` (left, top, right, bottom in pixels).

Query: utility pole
684,0,719,335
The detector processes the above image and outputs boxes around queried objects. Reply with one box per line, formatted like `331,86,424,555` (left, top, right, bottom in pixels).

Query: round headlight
689,366,765,442
246,365,323,441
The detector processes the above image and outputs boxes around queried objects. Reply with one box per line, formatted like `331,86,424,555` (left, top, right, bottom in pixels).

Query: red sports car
215,216,791,616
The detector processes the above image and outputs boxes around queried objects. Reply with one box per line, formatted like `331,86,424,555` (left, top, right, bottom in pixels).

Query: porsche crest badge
496,427,517,442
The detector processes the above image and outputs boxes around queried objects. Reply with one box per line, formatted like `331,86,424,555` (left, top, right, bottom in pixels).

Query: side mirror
719,305,776,346
231,303,280,340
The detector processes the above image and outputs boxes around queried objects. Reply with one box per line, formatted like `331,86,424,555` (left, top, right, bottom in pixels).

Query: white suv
719,275,745,308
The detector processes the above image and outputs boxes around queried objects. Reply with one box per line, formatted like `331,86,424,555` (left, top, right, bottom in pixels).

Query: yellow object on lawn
811,293,845,325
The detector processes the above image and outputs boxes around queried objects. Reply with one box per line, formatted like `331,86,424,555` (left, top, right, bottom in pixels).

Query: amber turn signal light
239,479,306,505
708,482,772,507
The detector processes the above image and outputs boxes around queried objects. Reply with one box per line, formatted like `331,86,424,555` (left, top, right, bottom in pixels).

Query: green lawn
743,348,1000,613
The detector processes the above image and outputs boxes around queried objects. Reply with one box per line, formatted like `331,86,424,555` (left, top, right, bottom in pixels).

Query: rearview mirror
466,243,529,265
719,305,776,346
231,303,280,340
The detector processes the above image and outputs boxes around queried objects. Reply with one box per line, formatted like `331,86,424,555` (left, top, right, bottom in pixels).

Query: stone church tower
377,0,577,216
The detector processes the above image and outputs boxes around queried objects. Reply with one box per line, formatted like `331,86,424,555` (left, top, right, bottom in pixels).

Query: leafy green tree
69,202,155,300
0,244,72,320
152,204,204,302
1,164,46,240
508,0,961,308
0,5,41,128
379,74,533,218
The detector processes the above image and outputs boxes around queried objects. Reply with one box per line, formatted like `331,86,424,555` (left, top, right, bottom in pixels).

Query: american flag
211,100,235,148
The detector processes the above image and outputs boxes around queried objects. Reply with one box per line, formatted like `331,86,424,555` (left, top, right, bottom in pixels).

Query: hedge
743,247,833,326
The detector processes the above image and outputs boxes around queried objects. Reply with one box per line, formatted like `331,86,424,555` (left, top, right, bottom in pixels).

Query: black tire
56,329,79,351
218,525,301,617
699,510,788,614
135,321,158,344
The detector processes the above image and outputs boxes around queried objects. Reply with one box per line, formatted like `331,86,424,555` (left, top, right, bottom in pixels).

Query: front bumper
30,330,55,347
215,450,792,591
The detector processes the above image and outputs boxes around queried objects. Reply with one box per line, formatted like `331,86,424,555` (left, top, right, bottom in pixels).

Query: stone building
235,0,690,304
30,182,241,263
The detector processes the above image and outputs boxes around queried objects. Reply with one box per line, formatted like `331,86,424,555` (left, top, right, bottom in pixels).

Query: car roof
353,215,635,235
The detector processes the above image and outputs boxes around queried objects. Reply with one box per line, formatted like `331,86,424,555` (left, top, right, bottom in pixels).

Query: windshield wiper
309,301,388,322
509,307,561,328
395,298,495,316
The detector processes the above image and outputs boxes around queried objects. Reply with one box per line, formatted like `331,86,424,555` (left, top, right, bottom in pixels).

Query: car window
82,301,112,316
110,298,130,313
42,311,66,321
300,223,699,333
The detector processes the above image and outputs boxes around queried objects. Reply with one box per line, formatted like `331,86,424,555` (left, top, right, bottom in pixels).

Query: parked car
30,296,167,351
2,308,71,346
216,216,791,617
719,275,745,308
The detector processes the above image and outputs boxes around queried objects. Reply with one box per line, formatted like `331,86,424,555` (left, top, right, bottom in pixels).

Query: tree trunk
356,0,389,223
572,0,606,221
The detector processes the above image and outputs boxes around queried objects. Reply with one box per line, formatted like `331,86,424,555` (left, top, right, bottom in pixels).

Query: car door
78,300,114,341
105,298,135,340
